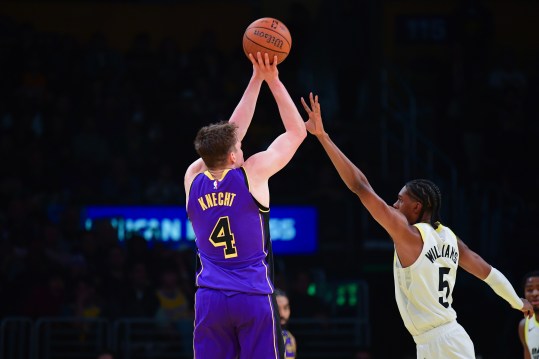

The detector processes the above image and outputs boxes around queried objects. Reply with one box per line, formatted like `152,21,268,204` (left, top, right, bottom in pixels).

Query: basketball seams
245,27,292,47
242,35,289,56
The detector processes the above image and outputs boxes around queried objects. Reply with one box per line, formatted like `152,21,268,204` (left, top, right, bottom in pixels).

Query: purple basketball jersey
187,167,274,294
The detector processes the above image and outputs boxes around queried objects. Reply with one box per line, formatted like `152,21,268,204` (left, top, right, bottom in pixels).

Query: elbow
299,125,308,140
292,124,307,142
348,177,369,196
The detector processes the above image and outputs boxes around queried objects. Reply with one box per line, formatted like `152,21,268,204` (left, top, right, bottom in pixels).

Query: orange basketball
242,17,292,65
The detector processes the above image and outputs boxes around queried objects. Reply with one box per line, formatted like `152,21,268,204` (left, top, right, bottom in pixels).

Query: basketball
242,17,292,65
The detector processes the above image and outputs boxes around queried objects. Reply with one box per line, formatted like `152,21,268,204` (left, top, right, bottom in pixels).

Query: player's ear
230,151,236,164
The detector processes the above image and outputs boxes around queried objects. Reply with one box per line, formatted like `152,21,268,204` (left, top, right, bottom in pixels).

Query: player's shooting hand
521,298,534,318
248,52,278,82
301,92,325,137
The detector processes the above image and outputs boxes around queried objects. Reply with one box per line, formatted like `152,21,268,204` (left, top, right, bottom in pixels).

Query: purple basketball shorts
193,287,283,359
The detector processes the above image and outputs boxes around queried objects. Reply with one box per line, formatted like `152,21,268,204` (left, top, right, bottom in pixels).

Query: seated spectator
119,261,159,318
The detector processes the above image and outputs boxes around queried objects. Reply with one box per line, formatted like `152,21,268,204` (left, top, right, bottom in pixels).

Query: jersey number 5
438,267,451,308
210,216,238,258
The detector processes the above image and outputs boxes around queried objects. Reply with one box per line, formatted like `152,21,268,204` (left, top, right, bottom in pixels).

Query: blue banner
82,205,317,255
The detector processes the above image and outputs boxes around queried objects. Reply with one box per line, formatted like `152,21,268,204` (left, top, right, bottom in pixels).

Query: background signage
82,205,318,255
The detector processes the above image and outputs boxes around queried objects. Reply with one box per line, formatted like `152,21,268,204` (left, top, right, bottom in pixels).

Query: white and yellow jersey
525,314,539,359
394,222,459,337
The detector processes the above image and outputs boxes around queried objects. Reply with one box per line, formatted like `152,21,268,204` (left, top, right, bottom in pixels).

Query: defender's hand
301,92,325,137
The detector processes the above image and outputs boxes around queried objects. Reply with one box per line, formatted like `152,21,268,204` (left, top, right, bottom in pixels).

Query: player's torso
187,167,273,294
525,314,539,359
394,223,459,335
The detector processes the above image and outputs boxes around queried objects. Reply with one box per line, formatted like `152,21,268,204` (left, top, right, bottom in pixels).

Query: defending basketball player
301,92,533,358
185,52,306,359
519,271,539,359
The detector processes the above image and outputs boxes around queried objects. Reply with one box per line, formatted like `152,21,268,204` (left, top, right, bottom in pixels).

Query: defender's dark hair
522,270,539,291
194,121,238,169
405,179,442,228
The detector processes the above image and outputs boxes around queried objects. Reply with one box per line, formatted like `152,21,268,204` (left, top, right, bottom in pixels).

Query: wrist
316,132,330,141
265,77,282,87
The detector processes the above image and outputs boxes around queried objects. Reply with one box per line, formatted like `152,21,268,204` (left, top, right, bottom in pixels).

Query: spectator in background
155,267,192,325
22,270,67,319
119,261,159,318
99,245,127,319
71,276,102,319
69,275,103,341
155,267,193,353
275,288,297,359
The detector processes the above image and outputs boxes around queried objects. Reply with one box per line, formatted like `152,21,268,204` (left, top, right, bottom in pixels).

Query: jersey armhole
240,166,269,212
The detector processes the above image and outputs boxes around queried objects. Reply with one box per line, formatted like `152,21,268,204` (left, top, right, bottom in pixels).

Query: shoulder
185,159,206,188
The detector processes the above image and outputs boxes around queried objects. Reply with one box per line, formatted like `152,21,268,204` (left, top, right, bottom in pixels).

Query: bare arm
301,93,421,264
456,238,492,279
518,318,531,359
228,54,264,141
244,54,307,182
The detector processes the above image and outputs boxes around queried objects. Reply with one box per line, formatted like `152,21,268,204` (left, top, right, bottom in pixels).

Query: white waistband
413,320,460,345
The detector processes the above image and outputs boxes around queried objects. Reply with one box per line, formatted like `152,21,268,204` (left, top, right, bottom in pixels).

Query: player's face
524,276,539,311
393,186,421,224
276,295,290,326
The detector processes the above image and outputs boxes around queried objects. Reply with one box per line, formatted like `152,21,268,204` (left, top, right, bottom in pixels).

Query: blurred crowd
1,1,539,357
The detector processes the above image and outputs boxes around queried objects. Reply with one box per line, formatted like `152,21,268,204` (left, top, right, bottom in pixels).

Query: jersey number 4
210,216,238,258
438,267,451,308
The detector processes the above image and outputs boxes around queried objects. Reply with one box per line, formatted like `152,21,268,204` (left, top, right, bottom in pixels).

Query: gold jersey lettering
198,192,237,211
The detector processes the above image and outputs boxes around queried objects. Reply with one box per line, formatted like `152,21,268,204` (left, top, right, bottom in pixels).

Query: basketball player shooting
185,52,306,359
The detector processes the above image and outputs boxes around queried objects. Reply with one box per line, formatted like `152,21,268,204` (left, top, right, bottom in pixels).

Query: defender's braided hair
405,179,442,228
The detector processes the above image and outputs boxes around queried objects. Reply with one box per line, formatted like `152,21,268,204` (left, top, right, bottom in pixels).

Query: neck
208,167,232,179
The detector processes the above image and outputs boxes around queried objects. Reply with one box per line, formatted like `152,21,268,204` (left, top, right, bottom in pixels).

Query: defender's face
276,295,291,326
524,276,539,311
393,186,422,224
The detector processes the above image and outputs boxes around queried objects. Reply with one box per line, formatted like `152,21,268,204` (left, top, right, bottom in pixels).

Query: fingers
307,93,321,114
248,53,257,65
301,93,323,116
300,97,310,112
250,52,279,70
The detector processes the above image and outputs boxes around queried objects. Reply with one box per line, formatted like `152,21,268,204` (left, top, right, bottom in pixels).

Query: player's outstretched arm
244,53,306,180
458,238,533,317
228,52,265,142
301,93,412,243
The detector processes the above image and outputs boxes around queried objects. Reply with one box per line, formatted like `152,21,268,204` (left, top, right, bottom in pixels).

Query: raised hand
248,52,279,83
301,92,325,137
